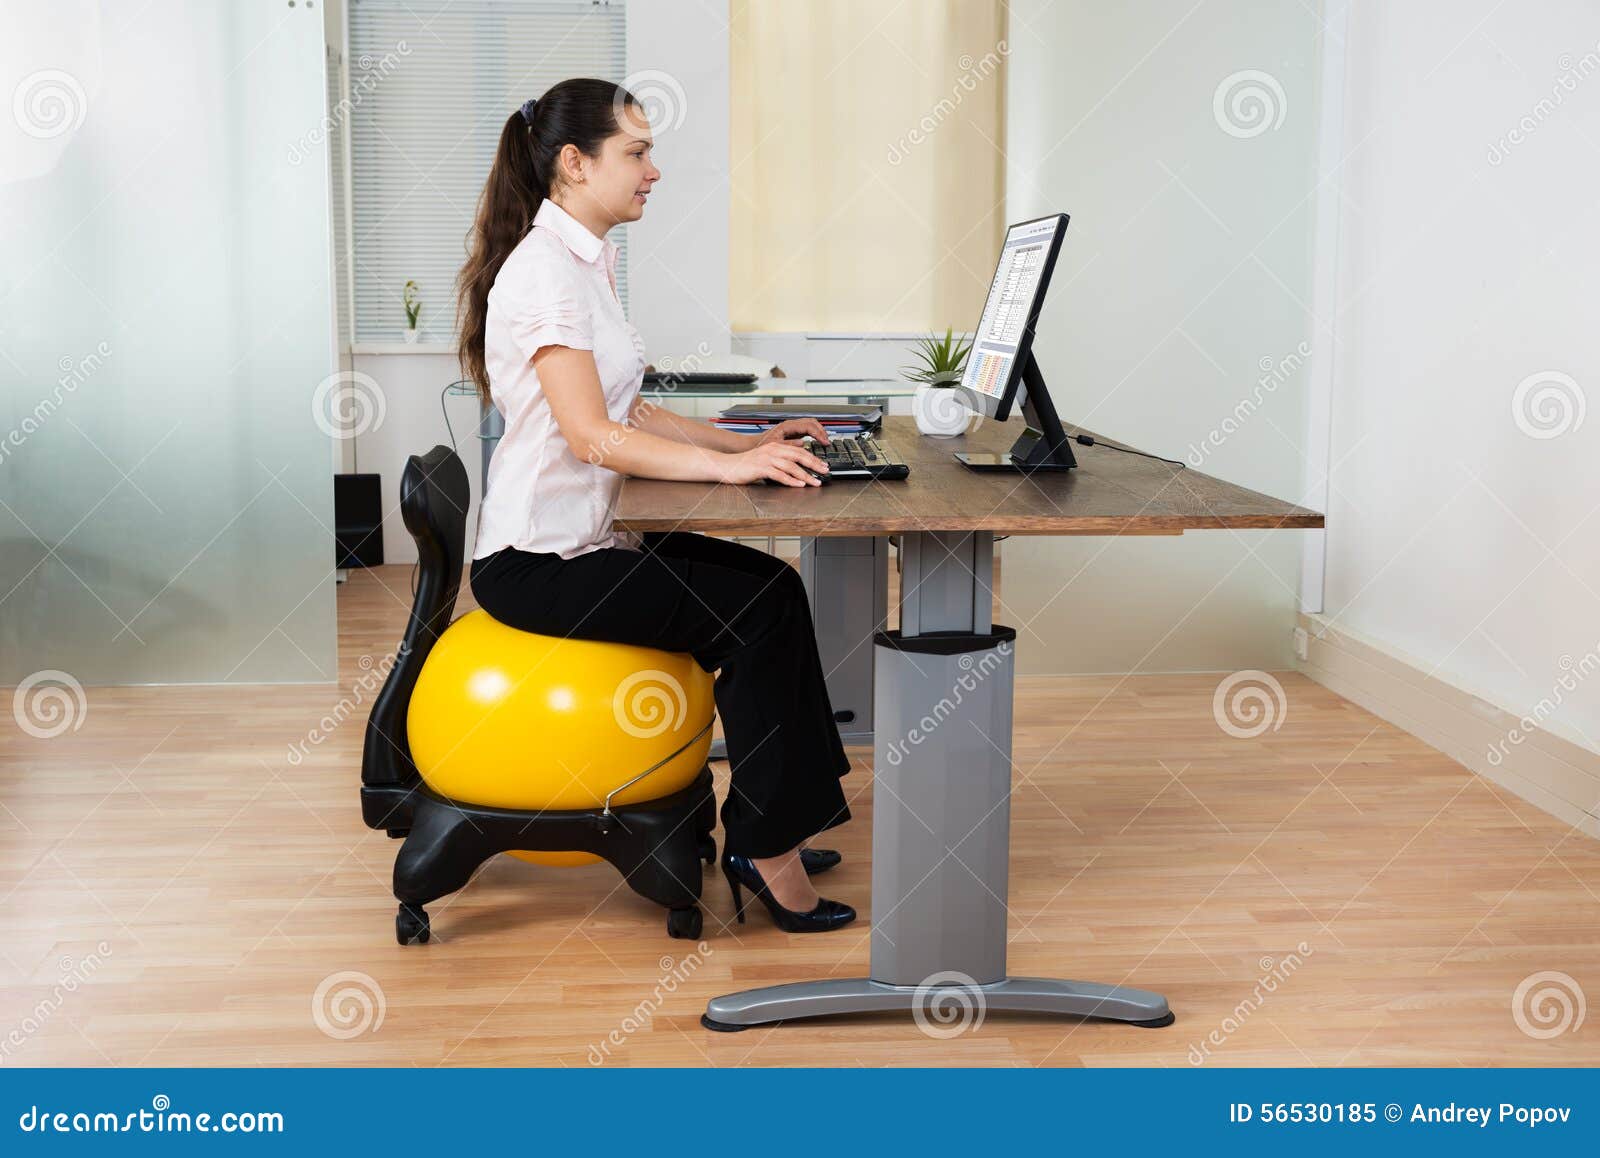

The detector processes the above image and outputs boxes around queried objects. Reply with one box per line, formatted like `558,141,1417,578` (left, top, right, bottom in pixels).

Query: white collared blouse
472,197,646,561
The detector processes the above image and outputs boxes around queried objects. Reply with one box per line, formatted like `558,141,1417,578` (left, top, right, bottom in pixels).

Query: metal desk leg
704,530,1173,1032
798,535,889,747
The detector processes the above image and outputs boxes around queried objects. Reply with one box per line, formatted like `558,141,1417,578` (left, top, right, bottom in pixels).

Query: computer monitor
953,213,1077,472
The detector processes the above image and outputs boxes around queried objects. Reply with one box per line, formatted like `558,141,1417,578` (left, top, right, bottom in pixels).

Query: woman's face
569,103,660,227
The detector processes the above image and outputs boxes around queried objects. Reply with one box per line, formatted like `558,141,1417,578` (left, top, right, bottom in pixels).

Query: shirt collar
533,198,617,270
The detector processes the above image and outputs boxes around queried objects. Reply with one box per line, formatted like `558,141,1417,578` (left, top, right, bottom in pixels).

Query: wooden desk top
613,416,1325,537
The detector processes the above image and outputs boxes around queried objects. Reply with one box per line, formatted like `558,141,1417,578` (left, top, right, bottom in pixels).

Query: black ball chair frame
359,445,717,944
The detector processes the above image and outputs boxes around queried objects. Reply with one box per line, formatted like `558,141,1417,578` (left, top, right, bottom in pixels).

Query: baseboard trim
1296,613,1600,840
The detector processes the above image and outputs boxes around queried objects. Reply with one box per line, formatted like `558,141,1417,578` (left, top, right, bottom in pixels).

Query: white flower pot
913,384,971,437
403,328,420,345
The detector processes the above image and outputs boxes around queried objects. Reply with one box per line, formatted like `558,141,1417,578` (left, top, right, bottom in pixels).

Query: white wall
1002,0,1326,673
1321,1,1600,749
349,0,732,566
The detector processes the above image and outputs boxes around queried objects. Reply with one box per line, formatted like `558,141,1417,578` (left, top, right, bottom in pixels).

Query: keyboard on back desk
811,436,910,481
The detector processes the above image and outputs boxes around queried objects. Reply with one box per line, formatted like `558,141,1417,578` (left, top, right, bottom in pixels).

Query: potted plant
403,280,421,344
904,327,975,436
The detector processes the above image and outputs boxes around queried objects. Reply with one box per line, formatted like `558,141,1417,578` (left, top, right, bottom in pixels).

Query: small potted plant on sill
904,327,974,437
403,279,422,344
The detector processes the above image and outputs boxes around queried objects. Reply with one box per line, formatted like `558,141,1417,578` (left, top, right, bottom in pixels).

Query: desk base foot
703,976,1171,1030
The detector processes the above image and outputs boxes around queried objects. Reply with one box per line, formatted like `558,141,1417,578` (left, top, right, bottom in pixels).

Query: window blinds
345,0,628,344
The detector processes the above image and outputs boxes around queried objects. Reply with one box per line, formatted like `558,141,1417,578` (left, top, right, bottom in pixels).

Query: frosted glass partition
1000,1,1324,674
0,2,338,684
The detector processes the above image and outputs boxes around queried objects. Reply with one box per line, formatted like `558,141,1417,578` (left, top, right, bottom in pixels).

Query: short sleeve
501,249,593,359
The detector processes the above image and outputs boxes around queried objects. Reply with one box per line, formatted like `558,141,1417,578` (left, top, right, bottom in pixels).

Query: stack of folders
712,402,883,438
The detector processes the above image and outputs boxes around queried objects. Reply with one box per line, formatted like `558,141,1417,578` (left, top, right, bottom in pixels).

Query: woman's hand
754,418,831,447
719,440,830,487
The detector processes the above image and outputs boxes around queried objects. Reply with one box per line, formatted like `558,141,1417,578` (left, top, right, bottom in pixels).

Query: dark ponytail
457,77,638,407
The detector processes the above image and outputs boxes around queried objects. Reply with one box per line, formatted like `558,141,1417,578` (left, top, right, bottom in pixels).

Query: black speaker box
334,473,384,568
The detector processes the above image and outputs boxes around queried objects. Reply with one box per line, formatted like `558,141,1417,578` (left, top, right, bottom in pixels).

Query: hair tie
519,98,538,127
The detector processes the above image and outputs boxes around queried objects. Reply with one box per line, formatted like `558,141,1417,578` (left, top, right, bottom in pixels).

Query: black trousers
469,532,852,858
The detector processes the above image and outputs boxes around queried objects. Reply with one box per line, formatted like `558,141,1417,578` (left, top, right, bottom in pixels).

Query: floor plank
2,563,1597,1067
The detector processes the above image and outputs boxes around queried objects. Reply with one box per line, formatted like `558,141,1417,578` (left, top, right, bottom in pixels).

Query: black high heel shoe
800,847,842,875
722,854,855,933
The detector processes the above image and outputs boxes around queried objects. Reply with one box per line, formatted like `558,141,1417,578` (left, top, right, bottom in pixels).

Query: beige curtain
730,0,1007,332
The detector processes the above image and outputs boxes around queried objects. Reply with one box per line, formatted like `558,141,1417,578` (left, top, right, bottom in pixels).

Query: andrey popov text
1230,1103,1573,1128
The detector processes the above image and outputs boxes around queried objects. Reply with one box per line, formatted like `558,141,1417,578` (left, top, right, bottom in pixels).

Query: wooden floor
3,561,1598,1067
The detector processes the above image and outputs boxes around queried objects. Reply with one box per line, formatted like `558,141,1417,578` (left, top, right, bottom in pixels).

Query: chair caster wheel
697,835,716,866
396,902,430,945
666,906,702,940
386,828,410,839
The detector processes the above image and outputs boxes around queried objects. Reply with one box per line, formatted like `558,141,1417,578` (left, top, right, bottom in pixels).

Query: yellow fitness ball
406,609,715,867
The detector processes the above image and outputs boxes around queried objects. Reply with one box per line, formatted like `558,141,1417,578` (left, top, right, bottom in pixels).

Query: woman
458,78,854,933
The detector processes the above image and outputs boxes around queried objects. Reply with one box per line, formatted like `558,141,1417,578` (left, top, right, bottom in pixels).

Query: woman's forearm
575,418,734,482
631,401,756,454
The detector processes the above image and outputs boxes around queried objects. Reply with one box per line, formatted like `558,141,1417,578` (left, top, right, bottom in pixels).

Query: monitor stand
954,350,1078,472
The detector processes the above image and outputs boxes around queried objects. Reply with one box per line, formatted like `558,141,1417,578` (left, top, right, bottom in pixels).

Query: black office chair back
360,445,471,816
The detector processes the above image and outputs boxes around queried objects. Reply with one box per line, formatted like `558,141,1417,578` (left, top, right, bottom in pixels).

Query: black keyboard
811,436,910,482
643,371,759,388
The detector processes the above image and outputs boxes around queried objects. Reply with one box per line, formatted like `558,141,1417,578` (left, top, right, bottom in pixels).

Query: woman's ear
557,142,586,185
